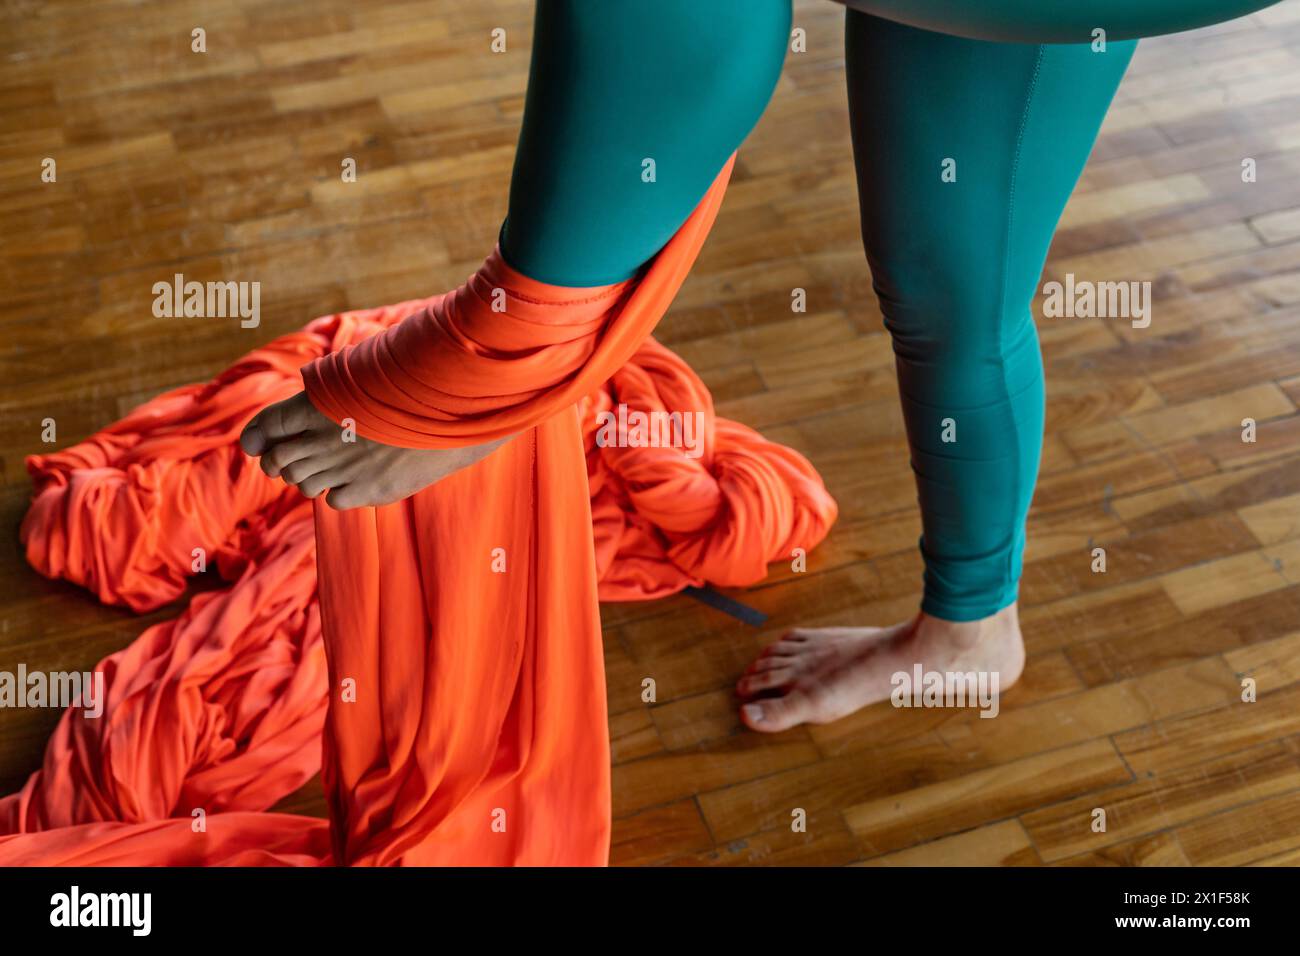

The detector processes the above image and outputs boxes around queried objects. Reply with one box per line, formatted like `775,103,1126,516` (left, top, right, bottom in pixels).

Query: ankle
915,602,1019,648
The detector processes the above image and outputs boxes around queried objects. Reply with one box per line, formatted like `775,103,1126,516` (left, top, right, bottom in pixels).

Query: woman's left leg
740,12,1135,730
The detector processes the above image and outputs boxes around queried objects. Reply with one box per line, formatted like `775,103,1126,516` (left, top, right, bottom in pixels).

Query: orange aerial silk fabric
0,158,837,865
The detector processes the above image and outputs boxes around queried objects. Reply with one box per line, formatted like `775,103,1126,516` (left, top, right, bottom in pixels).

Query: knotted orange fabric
1,159,836,865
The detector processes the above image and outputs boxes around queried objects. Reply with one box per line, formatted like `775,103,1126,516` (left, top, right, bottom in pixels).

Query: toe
740,690,815,733
263,437,333,480
758,639,805,661
240,424,268,456
242,393,326,456
324,483,366,511
297,468,347,499
736,668,795,698
745,653,799,677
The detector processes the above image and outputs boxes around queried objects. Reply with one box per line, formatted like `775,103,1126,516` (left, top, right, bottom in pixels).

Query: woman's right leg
739,12,1135,731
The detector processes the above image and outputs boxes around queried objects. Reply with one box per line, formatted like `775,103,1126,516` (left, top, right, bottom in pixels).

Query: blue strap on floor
682,585,768,627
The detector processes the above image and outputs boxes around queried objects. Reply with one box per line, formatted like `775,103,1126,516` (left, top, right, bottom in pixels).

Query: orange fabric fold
2,157,837,866
301,160,735,448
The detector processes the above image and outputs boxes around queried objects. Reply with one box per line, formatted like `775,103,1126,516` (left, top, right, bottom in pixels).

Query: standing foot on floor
737,603,1025,732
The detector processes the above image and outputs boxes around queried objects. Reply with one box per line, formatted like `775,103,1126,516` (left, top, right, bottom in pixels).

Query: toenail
241,426,266,455
742,703,764,724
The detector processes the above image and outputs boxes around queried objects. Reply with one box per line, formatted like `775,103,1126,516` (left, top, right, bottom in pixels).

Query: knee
553,0,789,130
655,0,791,155
870,248,1022,362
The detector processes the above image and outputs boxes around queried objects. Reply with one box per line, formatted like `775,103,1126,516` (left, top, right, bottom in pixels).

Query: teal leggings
502,0,1281,620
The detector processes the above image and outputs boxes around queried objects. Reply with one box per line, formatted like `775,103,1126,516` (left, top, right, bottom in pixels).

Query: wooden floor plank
842,739,1132,857
857,820,1042,867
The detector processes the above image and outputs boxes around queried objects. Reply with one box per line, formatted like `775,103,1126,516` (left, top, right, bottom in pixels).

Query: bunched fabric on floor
1,158,837,865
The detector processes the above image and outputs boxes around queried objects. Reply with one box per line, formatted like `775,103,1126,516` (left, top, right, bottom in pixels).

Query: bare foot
239,391,508,510
737,604,1025,732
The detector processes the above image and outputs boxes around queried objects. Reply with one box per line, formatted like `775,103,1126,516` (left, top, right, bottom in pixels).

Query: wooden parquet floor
2,0,1299,866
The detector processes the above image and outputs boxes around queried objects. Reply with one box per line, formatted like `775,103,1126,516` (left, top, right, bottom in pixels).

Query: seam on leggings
994,45,1045,607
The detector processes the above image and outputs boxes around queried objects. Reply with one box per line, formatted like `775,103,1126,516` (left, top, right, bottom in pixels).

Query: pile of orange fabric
0,160,836,865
